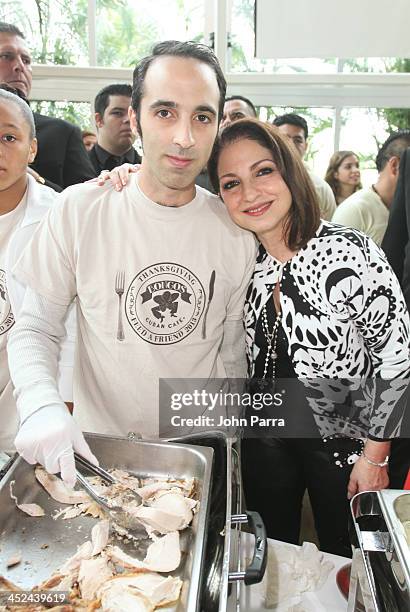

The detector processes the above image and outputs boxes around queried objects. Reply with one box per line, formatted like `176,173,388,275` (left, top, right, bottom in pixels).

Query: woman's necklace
261,302,282,381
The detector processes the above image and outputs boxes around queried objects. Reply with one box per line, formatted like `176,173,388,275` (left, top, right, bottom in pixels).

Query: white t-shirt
14,178,256,438
305,166,336,221
0,194,26,452
331,187,389,246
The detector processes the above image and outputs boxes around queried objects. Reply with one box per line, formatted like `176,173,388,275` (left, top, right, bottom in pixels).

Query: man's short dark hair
0,22,25,38
225,95,257,117
132,40,226,122
376,130,410,172
94,84,132,116
273,113,309,140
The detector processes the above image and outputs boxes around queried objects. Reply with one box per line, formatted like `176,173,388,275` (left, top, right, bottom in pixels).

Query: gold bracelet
362,450,389,467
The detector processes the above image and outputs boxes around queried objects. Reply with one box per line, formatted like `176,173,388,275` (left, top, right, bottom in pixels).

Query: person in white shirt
0,87,75,454
332,131,410,246
325,150,361,205
8,41,256,487
272,113,337,221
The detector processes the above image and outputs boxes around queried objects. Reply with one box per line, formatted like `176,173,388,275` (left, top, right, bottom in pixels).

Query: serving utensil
74,452,147,538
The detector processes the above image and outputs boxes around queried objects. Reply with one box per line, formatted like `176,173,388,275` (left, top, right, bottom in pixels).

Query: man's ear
129,106,142,140
389,155,400,177
95,112,104,129
129,106,138,132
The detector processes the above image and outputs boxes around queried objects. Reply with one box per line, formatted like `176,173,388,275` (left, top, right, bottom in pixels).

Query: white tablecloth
227,535,349,611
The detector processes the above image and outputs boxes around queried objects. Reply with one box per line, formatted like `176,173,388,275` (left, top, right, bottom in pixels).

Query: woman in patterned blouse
208,118,410,557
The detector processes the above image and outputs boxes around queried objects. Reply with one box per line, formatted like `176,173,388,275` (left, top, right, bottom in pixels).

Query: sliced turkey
99,581,154,612
35,467,90,504
78,555,113,601
107,531,180,573
98,572,182,607
9,480,45,517
91,519,110,556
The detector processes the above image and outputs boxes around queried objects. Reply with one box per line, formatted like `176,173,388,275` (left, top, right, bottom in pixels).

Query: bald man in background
0,21,95,190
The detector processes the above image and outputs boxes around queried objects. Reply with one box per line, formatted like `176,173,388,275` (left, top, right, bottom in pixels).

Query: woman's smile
243,201,272,216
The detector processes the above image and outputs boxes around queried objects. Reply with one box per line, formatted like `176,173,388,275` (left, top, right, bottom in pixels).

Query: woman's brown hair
208,118,321,252
324,150,361,200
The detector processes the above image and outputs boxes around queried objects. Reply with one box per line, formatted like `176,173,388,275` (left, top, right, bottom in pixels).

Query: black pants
242,437,410,559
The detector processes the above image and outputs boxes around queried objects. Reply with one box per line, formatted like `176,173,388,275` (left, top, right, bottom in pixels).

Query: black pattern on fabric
244,221,410,448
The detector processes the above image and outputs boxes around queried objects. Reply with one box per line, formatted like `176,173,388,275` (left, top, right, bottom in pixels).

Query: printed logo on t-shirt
125,263,205,344
0,269,14,336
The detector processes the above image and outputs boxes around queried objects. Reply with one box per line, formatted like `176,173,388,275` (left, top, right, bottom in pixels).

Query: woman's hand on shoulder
86,163,140,191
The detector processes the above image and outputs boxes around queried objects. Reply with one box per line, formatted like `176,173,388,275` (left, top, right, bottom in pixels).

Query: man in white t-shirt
332,131,410,246
8,41,256,487
273,113,336,221
0,88,75,456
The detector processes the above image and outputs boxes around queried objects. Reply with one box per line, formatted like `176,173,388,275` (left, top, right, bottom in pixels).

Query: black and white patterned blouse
244,221,410,441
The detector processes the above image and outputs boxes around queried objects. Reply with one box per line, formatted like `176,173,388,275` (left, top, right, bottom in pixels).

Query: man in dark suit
89,84,141,175
0,22,95,190
382,146,410,310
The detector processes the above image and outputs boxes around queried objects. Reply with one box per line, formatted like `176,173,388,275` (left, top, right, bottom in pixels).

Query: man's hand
347,440,390,499
14,403,98,489
87,163,140,191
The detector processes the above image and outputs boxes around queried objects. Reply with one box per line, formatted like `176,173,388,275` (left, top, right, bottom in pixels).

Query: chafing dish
0,432,266,611
349,489,410,612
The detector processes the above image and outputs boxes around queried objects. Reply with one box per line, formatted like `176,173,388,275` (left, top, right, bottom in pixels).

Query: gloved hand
14,403,98,489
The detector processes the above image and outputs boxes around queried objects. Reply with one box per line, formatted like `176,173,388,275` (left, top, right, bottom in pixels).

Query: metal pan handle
228,511,267,585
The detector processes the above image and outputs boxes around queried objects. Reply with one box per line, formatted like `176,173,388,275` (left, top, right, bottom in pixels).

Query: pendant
256,378,273,392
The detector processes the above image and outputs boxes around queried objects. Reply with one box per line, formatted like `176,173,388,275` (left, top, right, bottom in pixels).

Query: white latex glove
14,403,98,489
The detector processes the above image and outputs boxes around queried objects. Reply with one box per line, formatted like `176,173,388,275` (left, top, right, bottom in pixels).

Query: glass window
338,108,392,187
230,1,410,76
31,100,92,130
96,0,205,67
257,106,334,177
1,0,90,66
230,0,337,73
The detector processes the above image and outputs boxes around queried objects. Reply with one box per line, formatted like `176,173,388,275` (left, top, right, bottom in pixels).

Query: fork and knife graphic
115,270,125,341
114,269,216,341
201,269,216,340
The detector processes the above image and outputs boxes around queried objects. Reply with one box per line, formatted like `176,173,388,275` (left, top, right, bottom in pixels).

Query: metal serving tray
0,433,213,611
379,490,410,585
349,490,410,612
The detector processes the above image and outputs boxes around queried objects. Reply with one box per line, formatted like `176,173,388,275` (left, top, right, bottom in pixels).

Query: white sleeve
220,318,247,380
7,288,71,424
7,271,75,404
56,303,75,402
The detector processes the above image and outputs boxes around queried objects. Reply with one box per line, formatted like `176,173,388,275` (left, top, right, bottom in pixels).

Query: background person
273,113,336,221
0,21,95,190
220,94,257,129
325,150,361,205
207,118,410,557
82,129,97,152
89,83,140,175
382,146,410,311
196,94,257,192
332,131,410,245
0,87,75,455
